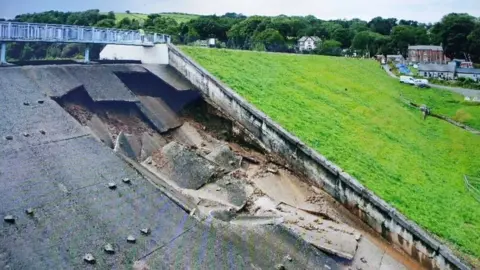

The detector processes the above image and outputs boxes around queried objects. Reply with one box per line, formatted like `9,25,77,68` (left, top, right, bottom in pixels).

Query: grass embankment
114,12,199,24
181,47,480,259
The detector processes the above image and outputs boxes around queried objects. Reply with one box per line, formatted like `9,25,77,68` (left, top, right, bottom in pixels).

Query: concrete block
206,144,242,172
154,141,217,189
100,44,169,64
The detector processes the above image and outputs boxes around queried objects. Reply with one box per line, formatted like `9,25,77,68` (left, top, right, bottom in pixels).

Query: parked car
399,76,416,85
414,79,430,88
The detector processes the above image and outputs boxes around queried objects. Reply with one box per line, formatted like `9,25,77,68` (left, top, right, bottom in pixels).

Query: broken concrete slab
86,115,113,148
64,65,138,102
183,174,254,210
280,207,360,260
114,131,141,160
171,122,207,149
152,141,217,189
142,64,195,91
230,215,284,226
252,168,342,222
136,96,181,133
206,144,242,172
284,221,358,261
140,132,167,161
252,168,312,207
352,237,386,269
251,196,360,261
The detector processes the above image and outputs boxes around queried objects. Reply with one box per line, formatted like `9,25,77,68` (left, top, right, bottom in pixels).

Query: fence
465,175,480,202
0,22,170,46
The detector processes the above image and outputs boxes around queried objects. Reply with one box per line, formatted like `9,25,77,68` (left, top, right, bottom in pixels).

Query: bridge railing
0,22,170,46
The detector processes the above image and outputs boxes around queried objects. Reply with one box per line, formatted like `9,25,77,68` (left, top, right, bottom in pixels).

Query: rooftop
408,45,443,51
418,63,456,72
457,68,480,74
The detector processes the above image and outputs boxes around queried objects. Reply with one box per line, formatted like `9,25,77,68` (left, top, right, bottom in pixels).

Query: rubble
206,144,242,172
140,228,151,235
104,244,115,254
4,215,15,223
83,253,96,264
127,235,136,243
152,141,217,189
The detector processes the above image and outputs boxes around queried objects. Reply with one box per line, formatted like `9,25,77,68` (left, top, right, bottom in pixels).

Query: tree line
2,9,480,62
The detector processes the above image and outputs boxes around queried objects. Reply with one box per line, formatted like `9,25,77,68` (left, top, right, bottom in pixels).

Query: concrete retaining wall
100,44,169,64
167,45,470,270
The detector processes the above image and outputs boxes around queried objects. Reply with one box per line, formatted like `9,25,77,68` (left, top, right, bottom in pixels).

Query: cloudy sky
2,0,480,23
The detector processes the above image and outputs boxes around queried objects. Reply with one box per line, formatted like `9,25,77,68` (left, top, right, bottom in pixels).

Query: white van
399,76,416,85
414,79,430,88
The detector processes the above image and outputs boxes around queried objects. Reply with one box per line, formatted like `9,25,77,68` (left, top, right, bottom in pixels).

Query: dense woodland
2,10,480,62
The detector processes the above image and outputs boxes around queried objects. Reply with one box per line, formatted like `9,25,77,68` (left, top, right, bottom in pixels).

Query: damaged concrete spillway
0,63,418,269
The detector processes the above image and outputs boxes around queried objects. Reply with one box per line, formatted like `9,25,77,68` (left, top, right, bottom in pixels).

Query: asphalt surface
0,65,340,269
382,65,480,98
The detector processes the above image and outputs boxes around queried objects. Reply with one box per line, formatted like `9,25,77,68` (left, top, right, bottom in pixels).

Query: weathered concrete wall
167,44,470,270
100,44,169,64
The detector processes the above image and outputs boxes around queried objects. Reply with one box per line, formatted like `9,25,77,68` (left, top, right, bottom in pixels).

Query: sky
2,0,480,23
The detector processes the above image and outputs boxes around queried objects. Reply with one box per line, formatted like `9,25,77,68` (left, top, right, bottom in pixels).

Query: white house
298,36,321,52
457,68,480,82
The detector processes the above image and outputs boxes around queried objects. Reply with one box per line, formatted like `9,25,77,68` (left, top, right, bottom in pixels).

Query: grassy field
114,12,199,24
181,47,480,259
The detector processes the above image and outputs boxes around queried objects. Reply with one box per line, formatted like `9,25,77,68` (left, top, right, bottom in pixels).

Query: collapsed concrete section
167,44,470,270
4,60,423,269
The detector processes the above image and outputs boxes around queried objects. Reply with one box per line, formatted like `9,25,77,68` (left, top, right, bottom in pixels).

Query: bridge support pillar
84,45,90,64
0,43,6,65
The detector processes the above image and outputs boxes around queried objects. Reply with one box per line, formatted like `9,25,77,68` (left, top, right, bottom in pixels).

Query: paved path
382,65,480,98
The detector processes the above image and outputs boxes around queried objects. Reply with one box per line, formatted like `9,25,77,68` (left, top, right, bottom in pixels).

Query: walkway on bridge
0,21,170,64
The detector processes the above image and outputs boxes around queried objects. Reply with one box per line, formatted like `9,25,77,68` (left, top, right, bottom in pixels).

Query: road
382,65,480,98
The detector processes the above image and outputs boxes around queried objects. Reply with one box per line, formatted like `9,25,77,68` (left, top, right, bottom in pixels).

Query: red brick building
408,45,448,64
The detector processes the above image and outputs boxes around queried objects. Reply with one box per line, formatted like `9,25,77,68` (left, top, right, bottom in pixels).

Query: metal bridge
0,21,171,64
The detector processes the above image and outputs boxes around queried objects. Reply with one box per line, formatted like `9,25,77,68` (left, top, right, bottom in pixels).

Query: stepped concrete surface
0,64,343,269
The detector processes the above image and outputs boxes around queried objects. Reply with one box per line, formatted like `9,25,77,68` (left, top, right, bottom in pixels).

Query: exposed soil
54,86,156,141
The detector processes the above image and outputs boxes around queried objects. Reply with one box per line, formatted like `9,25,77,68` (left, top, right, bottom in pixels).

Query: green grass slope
114,12,199,24
181,47,480,259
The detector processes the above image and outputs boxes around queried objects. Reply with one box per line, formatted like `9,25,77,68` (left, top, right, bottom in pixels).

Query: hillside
114,12,199,24
181,46,480,259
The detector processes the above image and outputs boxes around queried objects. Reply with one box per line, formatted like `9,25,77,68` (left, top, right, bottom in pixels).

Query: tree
315,40,342,56
116,17,133,29
349,19,369,34
468,22,480,62
399,20,419,27
368,17,397,35
143,15,179,35
252,28,286,52
227,16,266,49
188,15,237,41
95,19,116,28
321,22,343,39
126,10,131,14
352,31,389,56
332,28,353,48
431,13,476,59
106,11,115,21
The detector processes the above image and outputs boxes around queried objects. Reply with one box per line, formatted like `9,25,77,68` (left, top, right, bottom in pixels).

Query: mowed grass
181,47,480,259
114,13,199,24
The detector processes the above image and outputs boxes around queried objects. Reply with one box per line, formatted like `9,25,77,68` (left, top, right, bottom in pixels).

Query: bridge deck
0,22,169,46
